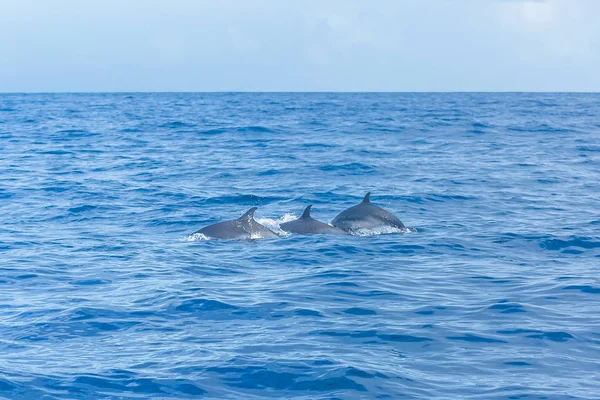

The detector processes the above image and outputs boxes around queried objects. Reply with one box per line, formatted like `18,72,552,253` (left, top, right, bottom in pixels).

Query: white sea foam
185,232,210,241
349,226,416,237
255,213,297,237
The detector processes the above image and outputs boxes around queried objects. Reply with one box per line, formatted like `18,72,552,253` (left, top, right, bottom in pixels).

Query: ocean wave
540,236,600,251
3,92,600,399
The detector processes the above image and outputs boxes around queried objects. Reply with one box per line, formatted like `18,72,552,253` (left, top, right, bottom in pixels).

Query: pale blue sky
1,0,599,92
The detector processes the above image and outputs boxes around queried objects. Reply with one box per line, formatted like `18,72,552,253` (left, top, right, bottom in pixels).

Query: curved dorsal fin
362,192,371,204
238,207,258,223
301,205,313,219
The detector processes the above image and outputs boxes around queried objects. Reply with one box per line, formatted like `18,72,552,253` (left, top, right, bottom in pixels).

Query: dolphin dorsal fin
362,192,371,204
301,205,313,219
238,207,258,224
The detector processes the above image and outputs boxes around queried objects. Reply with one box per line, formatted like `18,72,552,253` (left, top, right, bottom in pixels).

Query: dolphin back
331,193,405,232
281,205,348,235
197,207,278,240
198,220,250,239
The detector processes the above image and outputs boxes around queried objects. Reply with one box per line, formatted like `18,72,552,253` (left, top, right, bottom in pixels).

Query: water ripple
1,92,599,399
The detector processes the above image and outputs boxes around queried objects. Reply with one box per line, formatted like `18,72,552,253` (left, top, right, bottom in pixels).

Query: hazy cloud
0,0,598,91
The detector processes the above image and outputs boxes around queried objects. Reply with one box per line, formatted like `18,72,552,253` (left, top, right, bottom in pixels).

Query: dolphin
280,205,348,235
331,192,405,233
194,207,279,240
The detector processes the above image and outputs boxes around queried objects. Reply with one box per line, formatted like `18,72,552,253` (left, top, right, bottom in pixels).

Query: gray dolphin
194,207,279,240
280,205,348,235
331,192,405,233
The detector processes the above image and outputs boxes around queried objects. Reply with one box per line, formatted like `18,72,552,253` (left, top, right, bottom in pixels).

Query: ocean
1,92,599,399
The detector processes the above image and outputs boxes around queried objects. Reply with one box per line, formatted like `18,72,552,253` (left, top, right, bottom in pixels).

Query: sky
0,0,599,92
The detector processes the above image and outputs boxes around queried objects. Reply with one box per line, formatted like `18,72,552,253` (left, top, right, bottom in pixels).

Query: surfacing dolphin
280,205,348,235
194,207,279,240
331,192,405,233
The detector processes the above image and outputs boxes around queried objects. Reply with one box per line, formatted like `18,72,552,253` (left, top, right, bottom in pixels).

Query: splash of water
255,213,296,237
186,232,210,241
349,226,416,237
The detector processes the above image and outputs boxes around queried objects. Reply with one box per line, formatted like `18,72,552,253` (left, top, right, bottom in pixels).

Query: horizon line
1,90,599,94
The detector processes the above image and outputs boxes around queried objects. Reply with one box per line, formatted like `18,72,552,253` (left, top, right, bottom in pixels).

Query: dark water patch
313,359,335,366
446,334,507,344
334,290,401,298
469,121,492,134
314,329,378,339
540,236,600,251
497,329,542,336
415,310,434,315
344,307,376,315
234,125,274,133
174,298,238,312
313,330,432,344
198,128,227,135
496,328,574,342
293,308,323,317
72,375,207,397
488,302,525,314
562,249,585,254
378,333,433,343
257,169,287,176
577,145,600,152
54,129,86,134
323,282,360,287
364,126,402,133
42,185,70,193
19,319,141,340
0,377,16,391
67,307,158,322
209,365,367,392
562,285,600,294
507,123,572,133
159,121,196,129
314,270,358,279
356,149,394,156
504,361,532,366
15,274,38,280
302,142,332,149
429,243,466,251
320,163,376,173
426,193,478,202
68,205,97,213
39,150,74,155
471,276,512,284
58,129,99,138
69,279,111,286
472,121,492,129
526,331,574,342
345,367,389,379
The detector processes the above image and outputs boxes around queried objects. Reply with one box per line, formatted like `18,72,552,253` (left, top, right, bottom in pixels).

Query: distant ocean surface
1,92,599,399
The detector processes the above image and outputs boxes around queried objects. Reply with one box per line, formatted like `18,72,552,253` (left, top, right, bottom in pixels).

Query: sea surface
1,92,599,399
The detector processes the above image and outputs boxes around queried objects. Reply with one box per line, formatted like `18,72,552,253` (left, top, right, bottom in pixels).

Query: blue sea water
1,92,599,399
